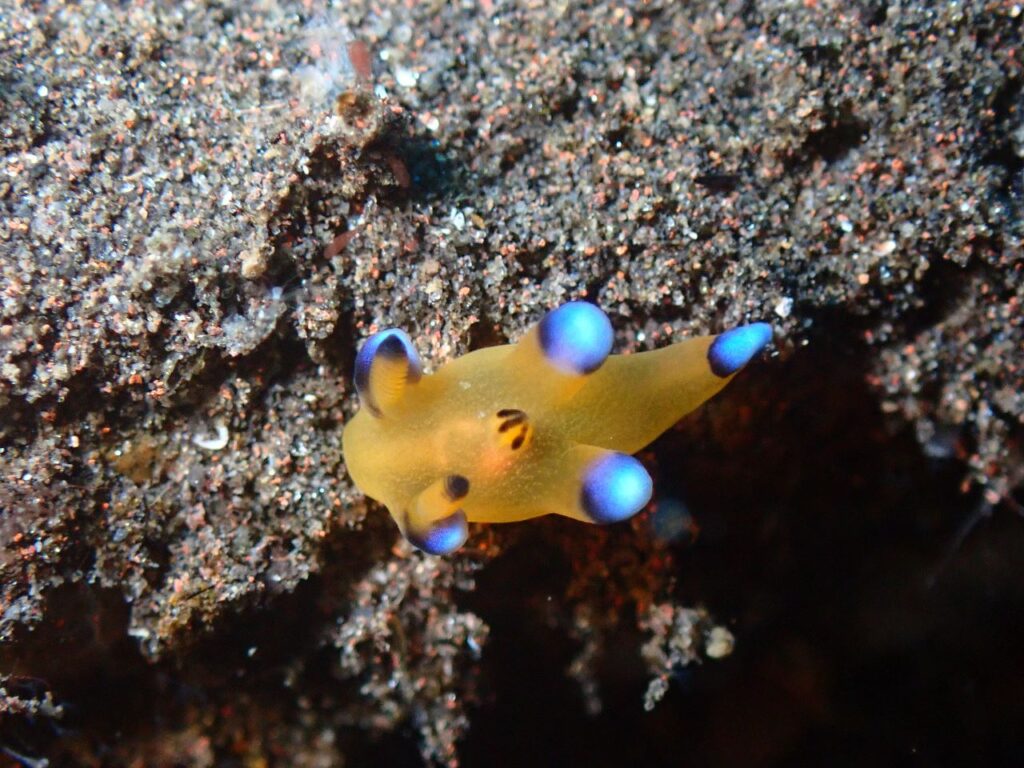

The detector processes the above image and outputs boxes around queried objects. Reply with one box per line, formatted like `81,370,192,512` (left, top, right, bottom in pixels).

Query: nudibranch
342,303,771,555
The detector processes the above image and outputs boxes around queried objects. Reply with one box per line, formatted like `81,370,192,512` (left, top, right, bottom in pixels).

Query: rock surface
1,0,1021,764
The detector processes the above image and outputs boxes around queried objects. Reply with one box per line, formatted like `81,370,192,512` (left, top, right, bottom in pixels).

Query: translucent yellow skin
342,304,770,554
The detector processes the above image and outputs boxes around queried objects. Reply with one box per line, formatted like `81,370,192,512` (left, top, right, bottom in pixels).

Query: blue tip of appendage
538,302,614,375
707,322,772,378
580,453,653,524
408,510,469,555
354,328,422,397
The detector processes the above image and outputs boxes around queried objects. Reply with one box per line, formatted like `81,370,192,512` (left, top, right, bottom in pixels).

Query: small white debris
394,25,413,44
394,65,419,88
705,626,735,659
421,113,440,132
193,422,229,451
774,296,794,318
873,239,897,256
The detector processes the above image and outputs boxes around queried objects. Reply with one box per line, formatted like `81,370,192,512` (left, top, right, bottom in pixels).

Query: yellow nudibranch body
343,303,771,555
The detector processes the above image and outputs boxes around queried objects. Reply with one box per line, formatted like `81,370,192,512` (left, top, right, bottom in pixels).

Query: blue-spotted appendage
580,453,654,524
538,302,614,375
407,510,469,556
353,329,422,417
708,323,773,377
342,302,772,554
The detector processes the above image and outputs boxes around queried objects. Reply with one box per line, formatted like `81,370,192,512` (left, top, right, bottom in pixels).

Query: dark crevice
162,316,307,415
550,87,582,122
798,43,842,67
730,72,756,100
585,273,613,304
314,301,358,375
790,103,870,169
896,258,977,340
604,124,631,152
695,172,741,194
362,133,461,205
0,516,407,767
978,76,1023,199
858,0,889,26
499,137,534,173
466,317,509,352
461,307,1019,767
738,0,762,30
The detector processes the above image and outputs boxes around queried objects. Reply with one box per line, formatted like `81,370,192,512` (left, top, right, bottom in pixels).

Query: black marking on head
444,474,470,501
497,410,527,432
494,409,530,451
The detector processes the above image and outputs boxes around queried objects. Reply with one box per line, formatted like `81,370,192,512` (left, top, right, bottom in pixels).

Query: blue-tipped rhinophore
407,510,469,555
579,452,653,524
538,301,614,375
707,322,772,378
354,329,422,400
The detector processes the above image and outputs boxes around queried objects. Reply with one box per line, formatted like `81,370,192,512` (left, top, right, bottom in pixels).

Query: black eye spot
444,474,470,501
